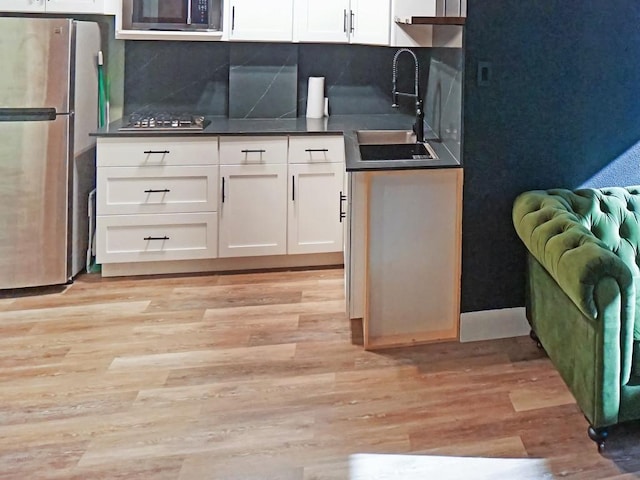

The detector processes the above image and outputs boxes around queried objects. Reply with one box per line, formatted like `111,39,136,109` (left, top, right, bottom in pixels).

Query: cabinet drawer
97,166,218,215
219,136,288,165
96,212,218,264
97,137,218,167
288,135,345,164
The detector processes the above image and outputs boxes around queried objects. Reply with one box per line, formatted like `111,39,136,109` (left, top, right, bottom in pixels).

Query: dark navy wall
462,1,640,311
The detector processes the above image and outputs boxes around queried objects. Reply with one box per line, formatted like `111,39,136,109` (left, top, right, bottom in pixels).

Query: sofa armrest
513,190,634,322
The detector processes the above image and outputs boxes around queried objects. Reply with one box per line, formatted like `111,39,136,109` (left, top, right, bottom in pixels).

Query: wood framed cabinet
96,136,220,270
229,0,294,42
347,167,463,350
295,0,390,45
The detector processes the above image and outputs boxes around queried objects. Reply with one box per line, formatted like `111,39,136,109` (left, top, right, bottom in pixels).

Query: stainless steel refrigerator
0,18,101,289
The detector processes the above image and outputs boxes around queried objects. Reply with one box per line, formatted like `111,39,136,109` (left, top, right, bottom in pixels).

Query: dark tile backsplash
229,43,298,119
124,41,229,116
124,41,443,118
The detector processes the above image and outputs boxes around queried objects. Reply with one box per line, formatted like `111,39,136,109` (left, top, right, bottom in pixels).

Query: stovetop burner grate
119,112,208,131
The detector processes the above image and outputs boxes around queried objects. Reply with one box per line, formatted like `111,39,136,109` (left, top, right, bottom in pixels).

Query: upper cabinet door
350,0,390,46
0,0,45,12
229,0,294,42
0,0,116,13
46,0,104,13
295,0,350,43
48,0,116,14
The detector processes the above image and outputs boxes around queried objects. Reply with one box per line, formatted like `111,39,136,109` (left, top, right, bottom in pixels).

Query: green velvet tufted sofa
512,186,640,451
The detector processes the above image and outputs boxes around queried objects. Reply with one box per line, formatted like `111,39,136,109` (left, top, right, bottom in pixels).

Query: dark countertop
91,115,462,171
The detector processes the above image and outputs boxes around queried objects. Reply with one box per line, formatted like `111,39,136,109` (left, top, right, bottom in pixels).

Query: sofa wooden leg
588,425,608,453
529,329,543,349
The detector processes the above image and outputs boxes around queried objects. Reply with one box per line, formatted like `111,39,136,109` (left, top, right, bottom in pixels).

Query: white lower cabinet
219,134,345,259
218,164,288,257
97,212,218,263
97,165,218,215
96,136,219,266
95,133,345,276
288,162,345,255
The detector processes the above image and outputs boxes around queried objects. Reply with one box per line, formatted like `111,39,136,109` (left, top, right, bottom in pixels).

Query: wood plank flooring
1,268,640,479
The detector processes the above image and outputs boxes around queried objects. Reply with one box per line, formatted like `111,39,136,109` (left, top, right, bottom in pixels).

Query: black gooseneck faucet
392,48,424,143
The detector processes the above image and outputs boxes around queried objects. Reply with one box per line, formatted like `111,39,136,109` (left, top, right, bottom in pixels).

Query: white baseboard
459,307,530,343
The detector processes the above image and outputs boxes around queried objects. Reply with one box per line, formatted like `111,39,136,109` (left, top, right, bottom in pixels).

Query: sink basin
356,129,438,161
356,129,416,145
358,142,437,161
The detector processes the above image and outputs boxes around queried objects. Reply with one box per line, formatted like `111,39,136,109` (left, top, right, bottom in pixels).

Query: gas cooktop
119,112,208,131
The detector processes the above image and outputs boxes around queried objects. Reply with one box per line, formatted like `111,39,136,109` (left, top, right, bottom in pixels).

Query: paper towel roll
306,77,325,119
306,116,328,132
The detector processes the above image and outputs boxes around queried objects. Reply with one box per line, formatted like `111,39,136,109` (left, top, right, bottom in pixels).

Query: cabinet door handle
305,148,329,153
143,150,170,155
343,9,348,33
232,6,235,31
144,236,170,241
339,191,347,223
241,149,266,153
292,176,295,201
221,177,225,203
350,10,355,33
144,189,170,193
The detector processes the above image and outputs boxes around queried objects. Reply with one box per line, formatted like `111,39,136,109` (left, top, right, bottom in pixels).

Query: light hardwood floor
1,268,639,479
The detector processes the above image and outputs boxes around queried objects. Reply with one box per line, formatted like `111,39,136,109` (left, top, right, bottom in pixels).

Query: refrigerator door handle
0,107,61,122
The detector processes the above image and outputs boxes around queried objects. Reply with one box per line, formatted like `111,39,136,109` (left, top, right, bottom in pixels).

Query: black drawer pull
144,189,171,193
241,149,266,153
339,191,347,223
143,150,170,154
292,176,295,201
305,148,329,152
144,236,169,241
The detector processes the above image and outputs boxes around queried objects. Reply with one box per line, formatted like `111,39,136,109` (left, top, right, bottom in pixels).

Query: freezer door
0,115,70,289
0,17,71,112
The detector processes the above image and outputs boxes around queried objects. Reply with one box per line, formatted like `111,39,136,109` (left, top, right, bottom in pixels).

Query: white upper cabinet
295,0,349,43
349,0,391,45
46,0,116,14
229,0,294,42
0,0,45,11
0,0,116,14
295,0,390,45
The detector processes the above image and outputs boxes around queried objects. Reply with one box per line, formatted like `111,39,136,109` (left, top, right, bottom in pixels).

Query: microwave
124,0,223,31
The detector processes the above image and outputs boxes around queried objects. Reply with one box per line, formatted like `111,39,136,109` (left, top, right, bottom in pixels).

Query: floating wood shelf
394,16,466,26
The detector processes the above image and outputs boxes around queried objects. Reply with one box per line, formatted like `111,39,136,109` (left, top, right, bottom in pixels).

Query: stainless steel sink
356,129,416,145
356,130,438,161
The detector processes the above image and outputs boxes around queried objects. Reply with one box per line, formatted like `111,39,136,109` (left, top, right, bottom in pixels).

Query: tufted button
620,225,629,239
600,200,610,214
